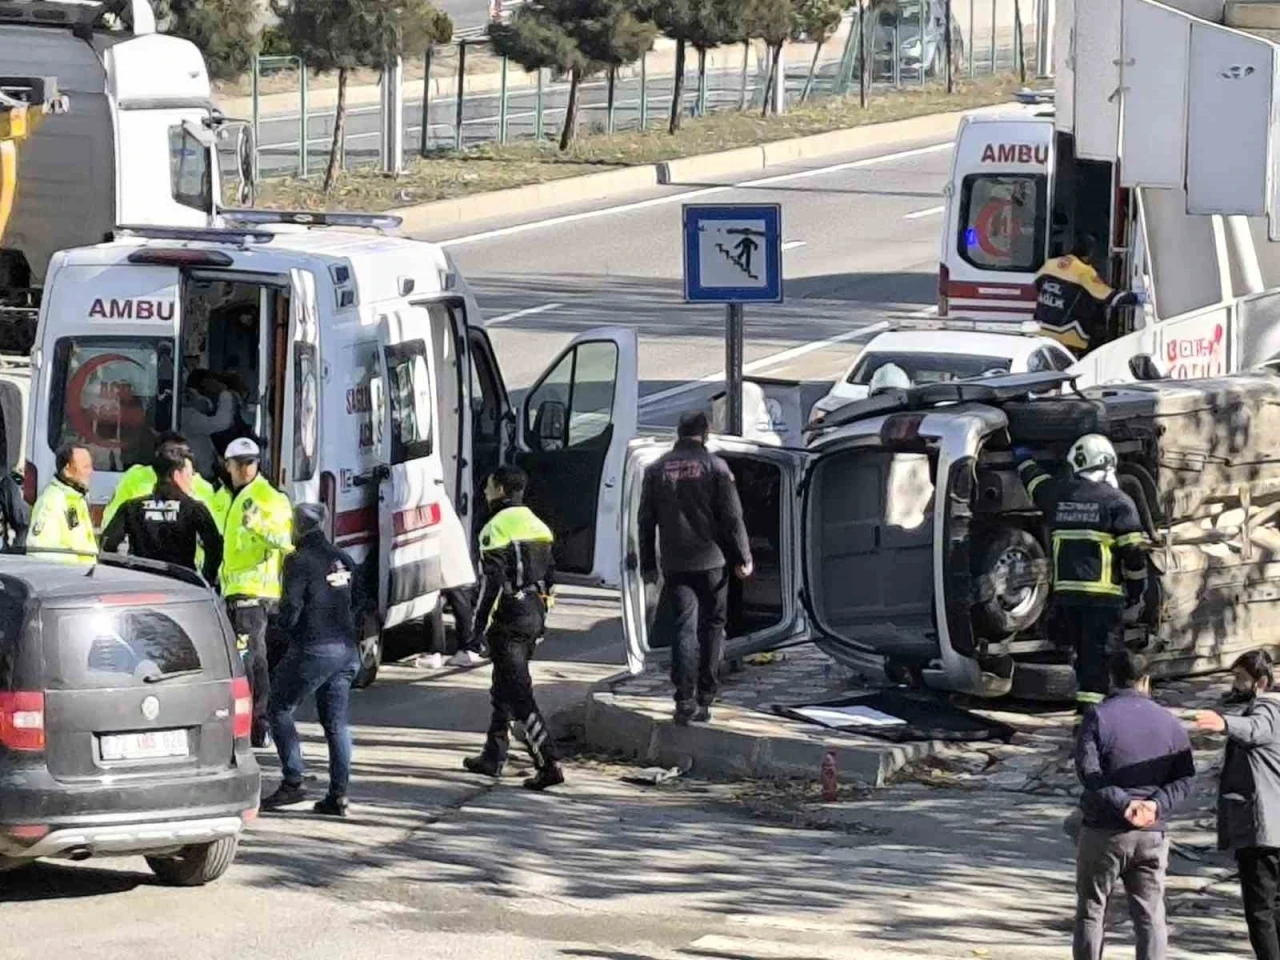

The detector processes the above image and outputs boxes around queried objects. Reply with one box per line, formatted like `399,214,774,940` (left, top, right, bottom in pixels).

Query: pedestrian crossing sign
683,203,783,304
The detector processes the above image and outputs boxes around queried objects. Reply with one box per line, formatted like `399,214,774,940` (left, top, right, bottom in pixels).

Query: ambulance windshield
47,336,176,473
957,173,1047,273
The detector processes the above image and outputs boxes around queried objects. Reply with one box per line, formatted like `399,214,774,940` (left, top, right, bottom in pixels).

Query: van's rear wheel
973,527,1051,638
353,612,382,689
146,836,239,886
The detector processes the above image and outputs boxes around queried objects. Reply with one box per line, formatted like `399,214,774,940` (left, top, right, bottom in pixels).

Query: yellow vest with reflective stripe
219,475,293,599
29,477,97,562
479,505,554,551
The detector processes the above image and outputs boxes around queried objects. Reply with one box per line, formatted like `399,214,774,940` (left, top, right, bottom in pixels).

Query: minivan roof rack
113,224,276,246
221,209,404,234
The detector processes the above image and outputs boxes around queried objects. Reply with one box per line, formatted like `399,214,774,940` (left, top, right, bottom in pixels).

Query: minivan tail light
231,677,252,740
0,692,45,752
22,461,35,505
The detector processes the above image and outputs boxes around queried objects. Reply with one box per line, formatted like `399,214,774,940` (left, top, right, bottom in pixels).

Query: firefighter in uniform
216,437,293,747
462,465,564,792
1033,235,1142,356
1017,434,1149,712
29,443,96,561
100,440,223,584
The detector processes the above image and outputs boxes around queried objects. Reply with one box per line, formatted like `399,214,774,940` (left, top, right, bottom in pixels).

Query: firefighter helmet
1068,434,1118,476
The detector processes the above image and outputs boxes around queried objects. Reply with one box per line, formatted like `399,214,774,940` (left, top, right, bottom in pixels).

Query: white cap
224,437,261,460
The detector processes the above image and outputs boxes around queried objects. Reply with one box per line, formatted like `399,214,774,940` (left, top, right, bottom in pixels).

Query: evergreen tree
792,0,848,102
156,0,263,81
745,0,793,116
644,0,744,133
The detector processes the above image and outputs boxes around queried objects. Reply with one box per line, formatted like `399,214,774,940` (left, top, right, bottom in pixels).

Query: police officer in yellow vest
1033,235,1142,356
217,437,293,747
462,465,564,792
29,443,97,561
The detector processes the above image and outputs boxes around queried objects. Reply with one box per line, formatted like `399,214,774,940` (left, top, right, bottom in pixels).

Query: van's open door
517,328,638,588
376,305,475,628
619,435,812,675
280,268,320,502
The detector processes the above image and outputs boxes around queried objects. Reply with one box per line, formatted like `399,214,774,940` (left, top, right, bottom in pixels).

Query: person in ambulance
1033,236,1144,356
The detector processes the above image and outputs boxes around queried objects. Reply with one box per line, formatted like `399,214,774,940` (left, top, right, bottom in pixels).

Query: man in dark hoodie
638,411,752,725
1074,651,1195,960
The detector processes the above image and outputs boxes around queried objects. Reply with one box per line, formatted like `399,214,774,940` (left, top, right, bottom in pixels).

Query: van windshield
957,173,1047,273
48,337,176,473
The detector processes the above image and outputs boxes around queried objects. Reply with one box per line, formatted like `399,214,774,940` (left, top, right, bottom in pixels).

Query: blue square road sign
683,204,783,304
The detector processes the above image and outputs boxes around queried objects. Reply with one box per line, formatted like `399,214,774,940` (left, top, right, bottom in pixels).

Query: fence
228,0,1045,182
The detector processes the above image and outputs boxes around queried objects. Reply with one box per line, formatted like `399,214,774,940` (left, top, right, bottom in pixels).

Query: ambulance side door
516,328,638,588
280,268,321,503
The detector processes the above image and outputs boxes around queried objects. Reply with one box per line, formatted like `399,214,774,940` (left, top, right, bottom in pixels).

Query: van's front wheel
353,612,382,689
973,527,1051,638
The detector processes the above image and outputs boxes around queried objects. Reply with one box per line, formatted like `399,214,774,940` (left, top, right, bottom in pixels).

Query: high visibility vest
219,474,293,599
29,477,97,561
103,465,216,530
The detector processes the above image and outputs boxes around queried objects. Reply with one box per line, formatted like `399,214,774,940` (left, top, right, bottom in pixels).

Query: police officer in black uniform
101,440,223,583
462,465,564,792
638,411,753,725
1017,434,1149,712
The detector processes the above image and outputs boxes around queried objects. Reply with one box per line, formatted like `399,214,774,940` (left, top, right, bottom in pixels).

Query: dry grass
247,74,1039,213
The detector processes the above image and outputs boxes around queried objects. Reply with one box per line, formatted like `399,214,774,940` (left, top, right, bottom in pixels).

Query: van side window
957,173,1047,273
169,125,211,213
293,342,318,482
383,340,432,463
525,340,619,451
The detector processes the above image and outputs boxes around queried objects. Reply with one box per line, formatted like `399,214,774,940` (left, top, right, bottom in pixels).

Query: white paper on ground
792,705,908,729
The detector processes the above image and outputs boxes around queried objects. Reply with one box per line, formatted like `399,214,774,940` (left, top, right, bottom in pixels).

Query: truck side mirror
1129,354,1161,382
237,126,257,206
532,399,567,451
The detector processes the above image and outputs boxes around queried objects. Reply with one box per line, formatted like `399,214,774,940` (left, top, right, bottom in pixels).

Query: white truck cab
25,217,639,683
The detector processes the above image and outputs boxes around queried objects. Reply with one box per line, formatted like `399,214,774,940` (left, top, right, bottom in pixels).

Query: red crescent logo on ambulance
65,353,144,447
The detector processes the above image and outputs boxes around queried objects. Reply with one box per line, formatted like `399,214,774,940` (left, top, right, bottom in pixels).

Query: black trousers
228,599,271,732
1240,848,1280,960
658,568,729,712
483,612,555,770
444,586,478,654
1051,601,1122,707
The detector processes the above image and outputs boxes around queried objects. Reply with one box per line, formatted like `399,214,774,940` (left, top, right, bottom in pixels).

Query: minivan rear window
42,601,229,690
48,337,176,473
957,173,1047,273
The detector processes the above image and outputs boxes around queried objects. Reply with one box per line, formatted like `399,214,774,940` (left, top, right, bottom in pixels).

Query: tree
491,0,655,150
644,0,744,133
792,0,847,102
272,0,453,192
745,0,792,116
155,0,263,81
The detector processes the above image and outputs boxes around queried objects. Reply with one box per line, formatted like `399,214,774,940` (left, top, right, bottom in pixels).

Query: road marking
781,240,807,251
486,302,563,325
438,141,953,248
903,204,946,220
637,306,937,408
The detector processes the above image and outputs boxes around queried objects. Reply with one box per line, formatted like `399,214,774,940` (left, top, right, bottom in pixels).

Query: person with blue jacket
1073,650,1195,960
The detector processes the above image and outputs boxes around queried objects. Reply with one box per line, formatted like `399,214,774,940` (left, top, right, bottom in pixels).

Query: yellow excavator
0,77,67,243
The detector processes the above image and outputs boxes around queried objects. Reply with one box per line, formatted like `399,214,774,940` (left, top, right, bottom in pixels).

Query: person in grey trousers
1074,650,1196,960
1196,650,1280,960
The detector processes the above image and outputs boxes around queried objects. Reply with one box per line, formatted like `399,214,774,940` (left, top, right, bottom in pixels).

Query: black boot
261,781,307,810
693,704,713,723
313,794,349,818
523,764,565,792
463,755,504,778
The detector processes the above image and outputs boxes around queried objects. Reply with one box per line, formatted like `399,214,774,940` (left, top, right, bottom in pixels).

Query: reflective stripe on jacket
219,474,293,599
474,502,555,636
29,477,97,561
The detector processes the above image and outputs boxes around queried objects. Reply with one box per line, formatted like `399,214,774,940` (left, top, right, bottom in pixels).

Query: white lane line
903,204,946,220
438,141,954,248
638,305,937,408
486,302,563,325
781,240,807,251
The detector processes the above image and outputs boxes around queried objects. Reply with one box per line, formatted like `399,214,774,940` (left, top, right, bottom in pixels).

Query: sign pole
726,302,745,436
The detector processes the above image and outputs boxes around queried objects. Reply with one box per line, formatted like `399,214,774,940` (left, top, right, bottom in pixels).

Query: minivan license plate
99,729,189,761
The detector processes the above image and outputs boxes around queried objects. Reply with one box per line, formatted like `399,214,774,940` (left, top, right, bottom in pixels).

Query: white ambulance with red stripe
23,214,638,684
938,105,1053,324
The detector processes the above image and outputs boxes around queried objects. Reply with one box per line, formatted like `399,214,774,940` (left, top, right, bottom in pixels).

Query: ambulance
23,214,639,685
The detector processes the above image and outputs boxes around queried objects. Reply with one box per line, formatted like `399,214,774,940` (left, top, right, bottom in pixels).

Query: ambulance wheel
973,527,1051,638
353,613,382,689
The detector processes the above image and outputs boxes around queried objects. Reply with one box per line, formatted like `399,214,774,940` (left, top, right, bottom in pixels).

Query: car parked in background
873,0,966,80
808,319,1076,425
0,553,259,884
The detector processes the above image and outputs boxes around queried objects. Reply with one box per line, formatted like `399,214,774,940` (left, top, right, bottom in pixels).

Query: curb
398,107,974,237
583,690,939,785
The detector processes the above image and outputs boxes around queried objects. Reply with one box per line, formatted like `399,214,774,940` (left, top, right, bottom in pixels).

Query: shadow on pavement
0,861,152,901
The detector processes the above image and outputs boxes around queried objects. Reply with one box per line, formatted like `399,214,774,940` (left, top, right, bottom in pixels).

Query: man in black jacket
261,504,362,817
1074,651,1195,960
638,411,752,725
100,441,223,583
